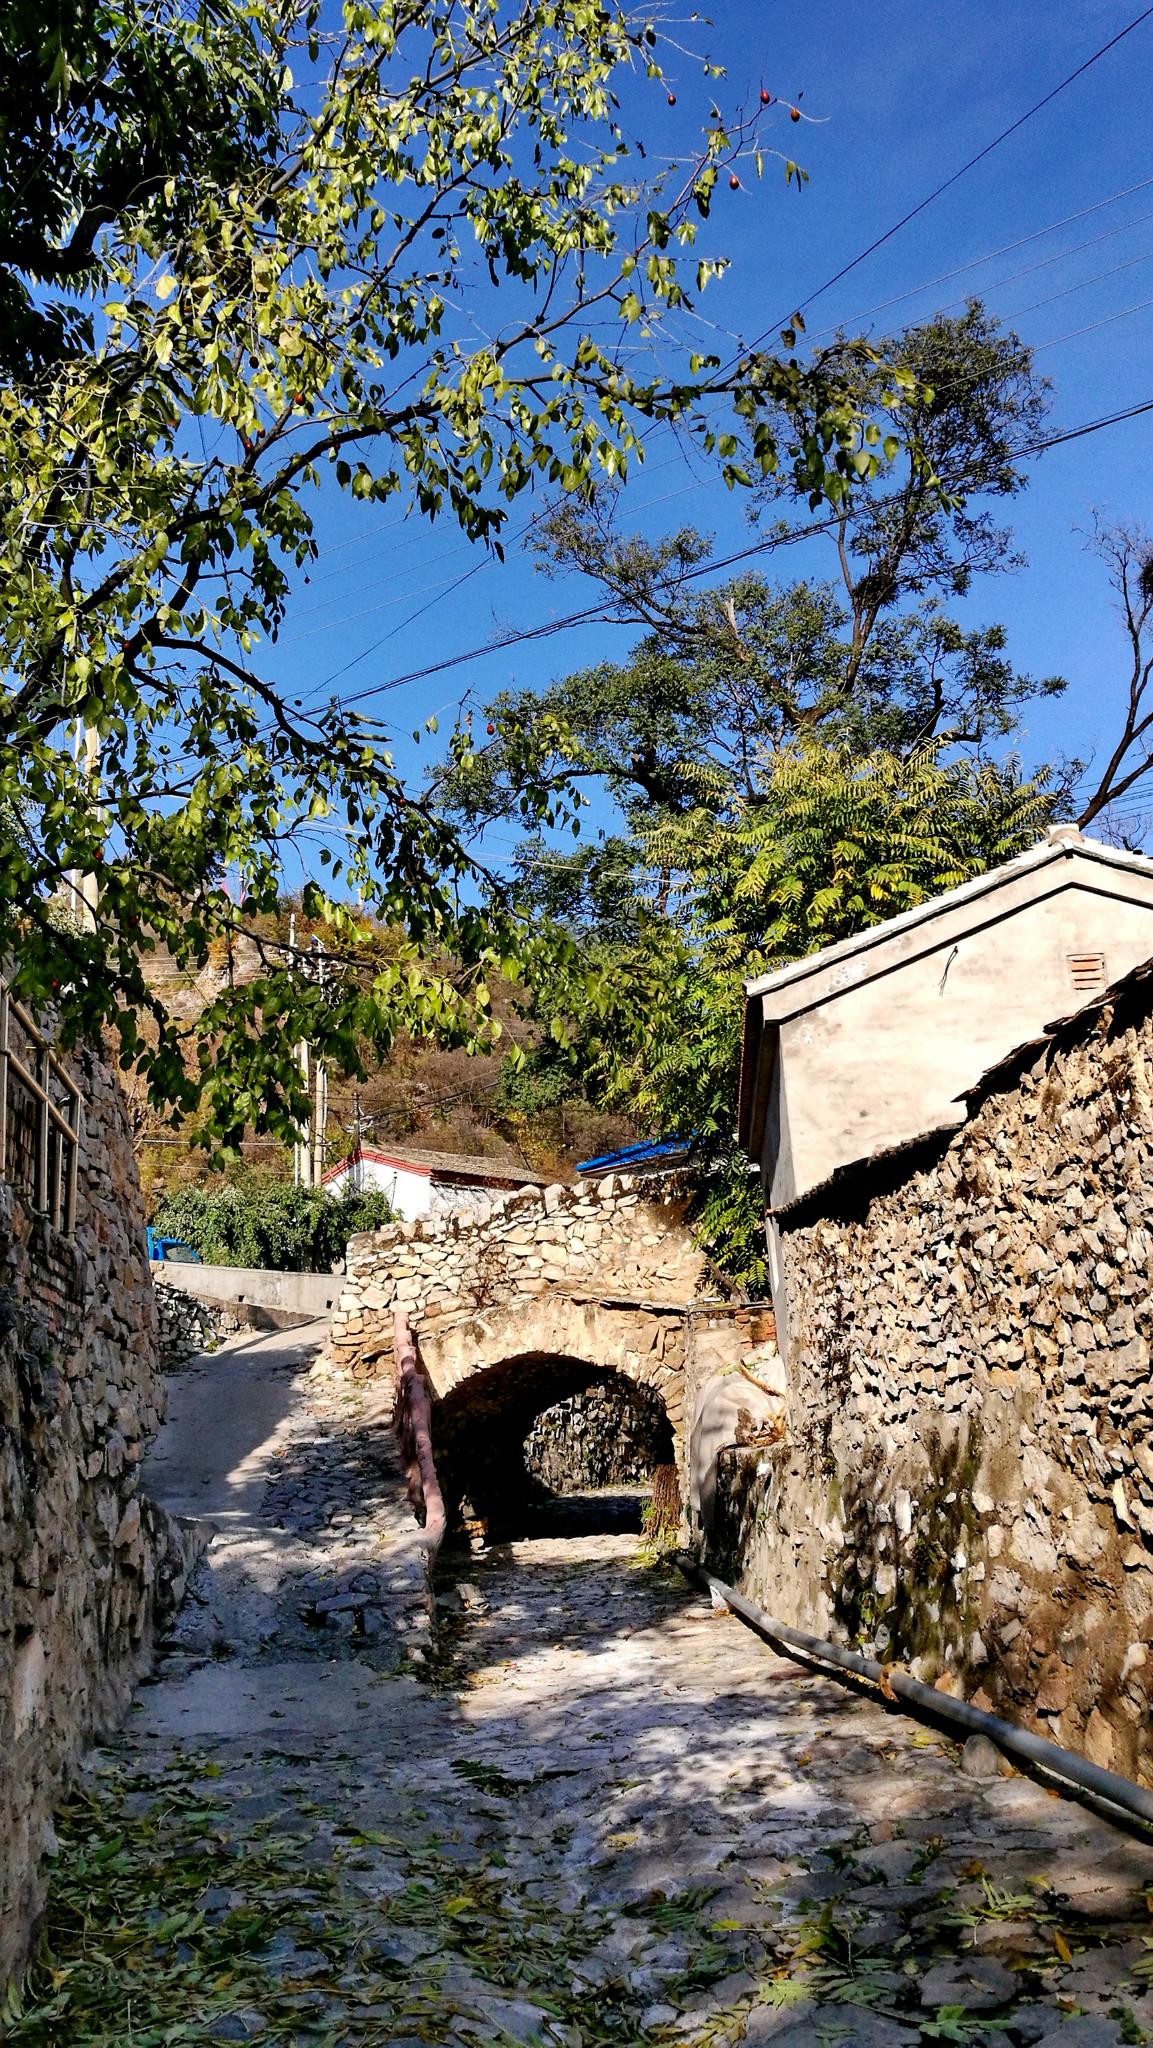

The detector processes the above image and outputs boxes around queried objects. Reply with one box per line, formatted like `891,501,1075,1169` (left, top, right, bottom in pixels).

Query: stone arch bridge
326,1176,767,1528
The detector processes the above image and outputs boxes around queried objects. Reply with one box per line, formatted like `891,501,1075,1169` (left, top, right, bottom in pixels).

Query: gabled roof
738,825,1153,1162
742,827,1153,1019
322,1142,545,1189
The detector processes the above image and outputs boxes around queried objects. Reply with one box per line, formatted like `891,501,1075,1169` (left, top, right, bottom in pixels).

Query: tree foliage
2,0,899,1151
0,0,286,374
1074,519,1153,829
755,299,1053,692
437,304,1063,930
513,740,1056,1286
656,739,1058,963
152,1174,395,1270
427,306,1066,1286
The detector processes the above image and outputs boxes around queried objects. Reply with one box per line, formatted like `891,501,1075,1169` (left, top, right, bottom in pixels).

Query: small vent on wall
1067,951,1107,994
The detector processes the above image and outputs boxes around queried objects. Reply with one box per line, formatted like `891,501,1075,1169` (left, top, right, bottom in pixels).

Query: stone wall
0,1047,191,1987
717,967,1153,1780
153,1282,298,1368
328,1175,709,1373
154,1281,223,1367
524,1378,673,1493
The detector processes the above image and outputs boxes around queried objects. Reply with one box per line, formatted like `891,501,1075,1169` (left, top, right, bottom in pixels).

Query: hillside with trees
131,901,637,1206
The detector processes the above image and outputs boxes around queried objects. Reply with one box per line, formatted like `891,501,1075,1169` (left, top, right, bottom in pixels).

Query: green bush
152,1179,396,1272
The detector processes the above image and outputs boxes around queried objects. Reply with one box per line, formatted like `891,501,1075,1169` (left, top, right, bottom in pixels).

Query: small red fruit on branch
667,92,676,105
729,172,740,189
486,723,496,735
790,105,800,121
760,88,771,105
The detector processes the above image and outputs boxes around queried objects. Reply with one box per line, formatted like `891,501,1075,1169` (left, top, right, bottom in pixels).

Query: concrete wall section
153,1262,342,1319
717,963,1153,1781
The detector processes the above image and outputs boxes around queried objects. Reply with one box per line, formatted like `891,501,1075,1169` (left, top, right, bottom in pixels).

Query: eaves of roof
771,948,1153,1224
742,830,1153,1018
322,1143,546,1187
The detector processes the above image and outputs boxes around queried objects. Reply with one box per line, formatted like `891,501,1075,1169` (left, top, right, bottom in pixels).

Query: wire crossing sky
256,0,1153,867
734,0,1153,360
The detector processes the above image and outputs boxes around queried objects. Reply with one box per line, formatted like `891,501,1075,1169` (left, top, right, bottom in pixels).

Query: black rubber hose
676,1554,1153,1830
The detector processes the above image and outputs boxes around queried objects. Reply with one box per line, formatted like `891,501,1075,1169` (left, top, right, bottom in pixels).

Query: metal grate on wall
1067,952,1107,995
0,983,82,1235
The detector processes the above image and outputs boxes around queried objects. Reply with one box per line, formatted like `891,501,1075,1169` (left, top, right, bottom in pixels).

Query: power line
1010,242,1153,318
1032,292,1153,354
883,215,1153,337
307,393,1153,707
806,174,1153,341
323,517,843,705
307,467,714,697
299,205,1153,664
1014,393,1153,455
738,4,1153,359
317,556,493,690
288,564,482,643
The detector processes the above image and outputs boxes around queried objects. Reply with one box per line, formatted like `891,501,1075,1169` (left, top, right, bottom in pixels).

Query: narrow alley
15,1327,1153,2048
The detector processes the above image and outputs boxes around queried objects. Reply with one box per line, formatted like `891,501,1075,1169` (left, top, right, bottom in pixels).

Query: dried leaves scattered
8,1746,1153,2046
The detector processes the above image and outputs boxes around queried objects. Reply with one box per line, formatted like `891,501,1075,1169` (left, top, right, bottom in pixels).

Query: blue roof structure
575,1136,694,1178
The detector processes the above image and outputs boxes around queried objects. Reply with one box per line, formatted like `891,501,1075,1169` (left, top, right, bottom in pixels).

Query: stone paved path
16,1329,1153,2047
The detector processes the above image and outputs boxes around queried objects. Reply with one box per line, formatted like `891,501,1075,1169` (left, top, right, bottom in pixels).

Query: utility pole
310,934,328,1187
289,911,313,1187
295,1037,313,1187
288,921,330,1188
65,722,101,931
313,1056,328,1187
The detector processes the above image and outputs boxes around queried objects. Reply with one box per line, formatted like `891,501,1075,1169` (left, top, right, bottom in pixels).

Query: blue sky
266,0,1153,879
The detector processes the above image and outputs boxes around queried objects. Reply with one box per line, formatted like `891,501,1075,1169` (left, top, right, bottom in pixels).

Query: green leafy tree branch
511,740,1056,1286
0,0,911,1150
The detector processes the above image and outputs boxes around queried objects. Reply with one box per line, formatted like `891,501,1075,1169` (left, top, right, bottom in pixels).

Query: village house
738,824,1153,1337
721,825,1153,1772
321,1140,545,1220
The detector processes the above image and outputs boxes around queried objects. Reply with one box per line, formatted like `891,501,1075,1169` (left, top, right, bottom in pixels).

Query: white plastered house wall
737,826,1153,1356
321,1144,546,1222
322,1146,431,1219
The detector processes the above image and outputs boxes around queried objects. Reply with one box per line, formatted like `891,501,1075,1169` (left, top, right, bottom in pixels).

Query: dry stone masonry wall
524,1378,673,1494
0,1048,192,1988
328,1175,709,1371
154,1282,223,1367
717,966,1153,1782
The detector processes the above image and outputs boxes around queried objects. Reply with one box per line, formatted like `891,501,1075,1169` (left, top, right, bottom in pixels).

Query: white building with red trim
321,1142,545,1221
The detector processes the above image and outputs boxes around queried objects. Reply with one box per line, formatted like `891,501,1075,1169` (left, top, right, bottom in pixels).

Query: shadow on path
22,1340,1153,2048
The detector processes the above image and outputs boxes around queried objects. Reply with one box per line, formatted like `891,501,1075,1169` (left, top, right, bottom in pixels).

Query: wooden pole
392,1308,446,1598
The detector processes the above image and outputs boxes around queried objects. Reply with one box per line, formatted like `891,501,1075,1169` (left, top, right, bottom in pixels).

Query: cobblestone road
16,1328,1153,2048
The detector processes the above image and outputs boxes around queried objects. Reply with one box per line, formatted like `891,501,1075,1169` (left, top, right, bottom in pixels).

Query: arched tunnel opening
431,1352,676,1544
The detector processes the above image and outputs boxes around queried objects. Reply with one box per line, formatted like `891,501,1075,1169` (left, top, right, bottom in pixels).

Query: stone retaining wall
154,1282,223,1367
1,1048,192,1988
718,967,1153,1781
153,1283,305,1367
524,1379,673,1493
328,1176,709,1373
